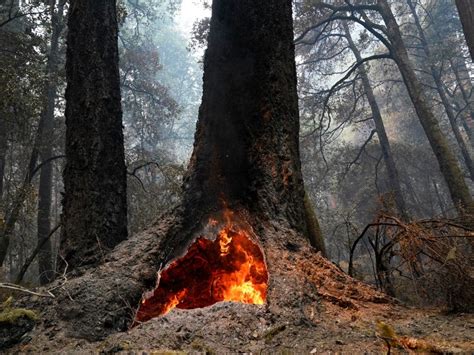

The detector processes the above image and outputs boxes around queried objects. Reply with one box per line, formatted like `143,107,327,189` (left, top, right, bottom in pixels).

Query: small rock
335,339,344,345
310,348,318,354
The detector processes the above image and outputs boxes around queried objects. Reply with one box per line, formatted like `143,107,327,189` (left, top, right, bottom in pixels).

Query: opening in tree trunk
134,208,268,323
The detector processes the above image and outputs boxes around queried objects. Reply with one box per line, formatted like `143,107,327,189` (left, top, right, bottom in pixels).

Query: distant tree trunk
60,0,128,270
0,116,6,201
407,0,474,182
0,119,43,266
36,0,64,285
343,21,409,220
450,57,474,149
455,0,474,61
304,192,326,255
377,0,474,221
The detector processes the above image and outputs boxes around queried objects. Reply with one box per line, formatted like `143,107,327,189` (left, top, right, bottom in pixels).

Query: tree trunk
17,0,333,341
407,0,474,182
304,192,326,254
377,0,474,221
343,21,409,220
455,0,474,62
36,0,64,285
0,116,6,201
450,57,474,149
0,121,42,266
60,0,128,270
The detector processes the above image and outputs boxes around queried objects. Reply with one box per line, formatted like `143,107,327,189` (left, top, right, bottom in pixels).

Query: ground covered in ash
5,223,474,354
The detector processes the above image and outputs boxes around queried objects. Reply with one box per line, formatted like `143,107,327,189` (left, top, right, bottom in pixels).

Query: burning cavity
134,212,268,323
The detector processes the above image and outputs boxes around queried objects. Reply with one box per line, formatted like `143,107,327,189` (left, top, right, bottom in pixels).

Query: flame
219,228,232,255
134,211,268,324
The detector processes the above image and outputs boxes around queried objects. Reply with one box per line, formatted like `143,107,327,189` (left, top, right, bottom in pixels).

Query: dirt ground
10,299,474,353
8,249,474,354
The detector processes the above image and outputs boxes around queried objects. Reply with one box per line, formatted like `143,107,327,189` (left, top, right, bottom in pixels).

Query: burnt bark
343,21,408,220
455,0,474,62
159,0,313,261
182,0,306,228
12,0,322,342
60,0,128,270
377,0,474,221
37,0,64,285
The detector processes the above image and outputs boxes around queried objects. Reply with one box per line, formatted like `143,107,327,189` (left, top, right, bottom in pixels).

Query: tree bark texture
60,0,128,270
10,0,329,342
455,0,474,62
377,0,474,220
343,21,409,220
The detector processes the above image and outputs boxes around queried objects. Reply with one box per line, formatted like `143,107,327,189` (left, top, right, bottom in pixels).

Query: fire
134,212,268,324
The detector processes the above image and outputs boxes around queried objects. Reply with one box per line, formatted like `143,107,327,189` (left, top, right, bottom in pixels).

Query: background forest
0,0,473,310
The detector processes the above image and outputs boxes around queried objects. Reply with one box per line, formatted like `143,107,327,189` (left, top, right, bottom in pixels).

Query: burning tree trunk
5,2,395,350
25,0,329,341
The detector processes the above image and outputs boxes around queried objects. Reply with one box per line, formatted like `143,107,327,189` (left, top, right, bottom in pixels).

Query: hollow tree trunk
37,0,64,285
342,21,409,220
60,0,128,270
14,0,332,342
455,0,474,62
407,0,474,182
377,0,474,221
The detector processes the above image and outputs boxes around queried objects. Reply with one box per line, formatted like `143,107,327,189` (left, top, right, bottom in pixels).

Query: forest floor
8,251,474,354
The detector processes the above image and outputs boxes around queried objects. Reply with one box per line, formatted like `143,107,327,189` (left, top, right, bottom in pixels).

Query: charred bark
455,0,474,62
8,0,325,342
377,0,474,222
60,0,128,270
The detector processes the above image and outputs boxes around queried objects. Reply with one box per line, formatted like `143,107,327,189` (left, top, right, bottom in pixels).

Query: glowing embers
134,220,268,323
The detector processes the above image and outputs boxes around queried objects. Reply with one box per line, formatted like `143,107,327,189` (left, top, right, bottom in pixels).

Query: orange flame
134,211,268,324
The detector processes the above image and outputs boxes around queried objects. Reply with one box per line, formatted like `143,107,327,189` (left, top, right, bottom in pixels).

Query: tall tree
41,0,323,339
295,0,473,220
0,117,6,201
376,0,474,220
36,0,65,285
60,0,128,270
342,21,408,219
179,0,308,235
406,0,474,182
455,0,474,61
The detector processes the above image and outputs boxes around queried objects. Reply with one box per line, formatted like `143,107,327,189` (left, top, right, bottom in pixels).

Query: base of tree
3,207,396,350
4,209,474,352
